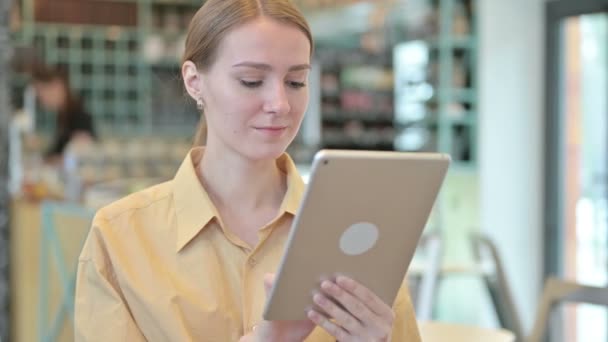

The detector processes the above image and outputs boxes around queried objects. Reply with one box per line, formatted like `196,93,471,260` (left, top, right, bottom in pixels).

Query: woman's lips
254,126,288,137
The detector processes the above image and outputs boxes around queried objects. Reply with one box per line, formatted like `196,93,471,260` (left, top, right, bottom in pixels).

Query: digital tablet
263,149,450,321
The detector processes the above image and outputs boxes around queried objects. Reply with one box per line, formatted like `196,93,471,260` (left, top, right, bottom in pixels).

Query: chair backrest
527,277,608,342
418,321,516,342
470,233,524,340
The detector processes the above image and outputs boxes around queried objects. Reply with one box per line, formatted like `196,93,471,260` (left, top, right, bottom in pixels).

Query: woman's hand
239,274,315,342
307,275,394,342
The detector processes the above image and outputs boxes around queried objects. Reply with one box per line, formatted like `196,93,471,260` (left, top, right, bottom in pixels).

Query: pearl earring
196,98,204,111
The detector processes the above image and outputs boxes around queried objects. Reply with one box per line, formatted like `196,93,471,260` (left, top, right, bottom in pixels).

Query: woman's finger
335,275,395,322
320,280,387,338
312,291,366,336
263,273,275,295
307,309,351,341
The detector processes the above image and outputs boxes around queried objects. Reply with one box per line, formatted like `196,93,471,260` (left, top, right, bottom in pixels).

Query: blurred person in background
30,64,96,163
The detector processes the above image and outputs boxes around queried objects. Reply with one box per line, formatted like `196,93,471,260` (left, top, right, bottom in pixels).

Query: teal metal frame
12,0,202,137
437,0,478,167
38,201,95,342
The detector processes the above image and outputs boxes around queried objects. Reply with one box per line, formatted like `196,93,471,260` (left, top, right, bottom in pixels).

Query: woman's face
190,17,311,161
33,78,67,112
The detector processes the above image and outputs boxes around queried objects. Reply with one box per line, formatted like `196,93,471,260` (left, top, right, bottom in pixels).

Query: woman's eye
240,80,263,88
287,81,306,89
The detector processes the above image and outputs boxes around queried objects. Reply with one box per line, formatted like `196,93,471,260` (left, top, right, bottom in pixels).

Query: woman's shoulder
94,180,174,226
81,180,178,262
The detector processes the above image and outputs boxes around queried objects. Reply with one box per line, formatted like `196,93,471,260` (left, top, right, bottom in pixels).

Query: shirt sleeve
74,216,146,342
390,280,422,342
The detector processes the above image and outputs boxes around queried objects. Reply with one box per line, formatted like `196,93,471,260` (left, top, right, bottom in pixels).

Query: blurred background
0,0,606,341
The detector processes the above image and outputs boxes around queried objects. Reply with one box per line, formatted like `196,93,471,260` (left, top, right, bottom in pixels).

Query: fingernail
321,281,332,290
336,275,349,286
313,293,326,305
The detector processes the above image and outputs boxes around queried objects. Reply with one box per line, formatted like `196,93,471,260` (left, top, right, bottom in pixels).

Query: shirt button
248,258,257,268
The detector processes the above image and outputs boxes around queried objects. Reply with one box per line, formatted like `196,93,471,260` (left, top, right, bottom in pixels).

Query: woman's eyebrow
232,61,311,71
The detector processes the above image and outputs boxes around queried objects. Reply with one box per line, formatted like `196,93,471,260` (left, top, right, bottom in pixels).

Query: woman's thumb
263,273,276,295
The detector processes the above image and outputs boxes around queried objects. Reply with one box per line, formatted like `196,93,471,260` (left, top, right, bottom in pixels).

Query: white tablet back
263,150,450,321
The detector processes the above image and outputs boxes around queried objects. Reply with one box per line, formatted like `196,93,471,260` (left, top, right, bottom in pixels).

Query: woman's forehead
214,17,311,65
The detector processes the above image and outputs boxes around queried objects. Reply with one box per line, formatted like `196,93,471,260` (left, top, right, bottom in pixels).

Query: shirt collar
172,147,305,252
276,153,305,216
172,147,218,252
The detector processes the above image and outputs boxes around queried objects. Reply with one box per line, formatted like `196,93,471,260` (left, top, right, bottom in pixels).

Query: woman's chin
243,142,291,161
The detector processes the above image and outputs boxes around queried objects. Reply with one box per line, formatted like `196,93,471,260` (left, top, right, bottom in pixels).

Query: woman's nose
263,83,291,115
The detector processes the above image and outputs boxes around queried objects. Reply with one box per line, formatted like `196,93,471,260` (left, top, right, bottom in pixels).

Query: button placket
242,254,260,336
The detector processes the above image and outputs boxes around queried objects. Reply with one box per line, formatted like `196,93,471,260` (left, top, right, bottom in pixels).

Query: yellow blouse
74,147,421,341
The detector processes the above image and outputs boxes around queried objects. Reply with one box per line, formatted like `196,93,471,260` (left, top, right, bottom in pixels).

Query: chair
527,277,608,342
409,232,522,333
38,201,95,342
470,233,524,340
418,321,516,342
410,232,444,320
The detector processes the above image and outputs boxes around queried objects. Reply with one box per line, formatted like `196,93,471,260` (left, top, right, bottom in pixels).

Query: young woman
74,1,421,341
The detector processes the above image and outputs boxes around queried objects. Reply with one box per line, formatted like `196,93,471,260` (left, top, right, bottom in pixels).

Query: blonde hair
182,0,314,146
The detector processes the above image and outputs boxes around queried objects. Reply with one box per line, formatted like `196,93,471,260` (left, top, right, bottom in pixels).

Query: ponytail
192,117,207,146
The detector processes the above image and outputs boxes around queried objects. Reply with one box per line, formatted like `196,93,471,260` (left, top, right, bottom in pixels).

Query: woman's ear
182,60,202,101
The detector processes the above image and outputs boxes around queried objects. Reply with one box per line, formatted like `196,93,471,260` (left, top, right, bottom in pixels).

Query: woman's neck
197,144,286,214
